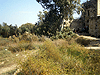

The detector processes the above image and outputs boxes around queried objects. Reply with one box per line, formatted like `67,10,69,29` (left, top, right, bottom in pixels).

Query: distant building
71,0,100,37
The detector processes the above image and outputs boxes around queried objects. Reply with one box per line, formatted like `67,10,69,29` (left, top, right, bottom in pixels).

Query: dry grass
17,39,100,75
0,34,100,75
0,50,16,68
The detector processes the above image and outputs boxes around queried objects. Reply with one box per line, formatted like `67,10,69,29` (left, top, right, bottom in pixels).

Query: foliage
18,40,63,75
17,40,100,75
8,32,47,53
8,41,35,52
0,49,16,68
39,35,46,42
0,37,11,46
36,0,81,20
18,23,35,34
0,22,18,37
18,32,47,42
50,27,77,40
0,22,36,38
32,34,39,41
35,0,81,36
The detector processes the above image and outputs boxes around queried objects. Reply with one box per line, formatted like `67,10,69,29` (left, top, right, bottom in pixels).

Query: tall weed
8,41,35,52
17,39,100,75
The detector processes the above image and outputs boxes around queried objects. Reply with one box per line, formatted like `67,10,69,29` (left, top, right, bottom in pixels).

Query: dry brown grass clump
0,34,100,75
8,41,36,53
17,40,64,75
17,39,100,75
0,37,10,46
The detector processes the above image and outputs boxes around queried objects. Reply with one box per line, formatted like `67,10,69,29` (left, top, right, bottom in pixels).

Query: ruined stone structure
71,0,100,37
81,0,99,37
70,18,83,30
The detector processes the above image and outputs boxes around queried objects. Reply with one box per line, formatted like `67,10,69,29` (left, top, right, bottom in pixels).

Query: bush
39,35,46,42
50,27,77,40
8,41,35,52
0,38,10,46
19,32,33,42
18,32,39,42
32,34,39,41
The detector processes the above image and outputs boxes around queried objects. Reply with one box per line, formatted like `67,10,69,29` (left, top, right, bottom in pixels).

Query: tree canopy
36,0,81,36
36,0,81,20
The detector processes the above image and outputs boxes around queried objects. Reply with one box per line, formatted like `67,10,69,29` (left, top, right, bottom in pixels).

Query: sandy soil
0,64,17,74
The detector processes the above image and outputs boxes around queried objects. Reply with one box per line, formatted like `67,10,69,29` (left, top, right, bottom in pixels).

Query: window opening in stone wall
95,24,97,29
87,20,89,23
88,10,90,16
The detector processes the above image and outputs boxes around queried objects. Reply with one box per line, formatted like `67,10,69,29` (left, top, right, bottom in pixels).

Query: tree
9,24,18,36
36,0,81,36
36,0,81,20
37,11,48,25
37,11,44,25
18,23,35,34
2,22,10,37
0,24,2,36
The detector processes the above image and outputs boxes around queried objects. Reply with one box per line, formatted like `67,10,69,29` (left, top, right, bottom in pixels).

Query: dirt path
78,34,100,40
0,64,17,74
85,47,100,50
77,34,100,50
0,50,39,74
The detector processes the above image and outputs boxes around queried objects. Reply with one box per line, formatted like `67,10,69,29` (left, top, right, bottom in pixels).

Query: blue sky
0,0,87,27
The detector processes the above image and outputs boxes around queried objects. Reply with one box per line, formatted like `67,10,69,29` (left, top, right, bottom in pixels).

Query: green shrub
18,32,39,42
51,27,77,40
19,32,33,42
58,40,100,74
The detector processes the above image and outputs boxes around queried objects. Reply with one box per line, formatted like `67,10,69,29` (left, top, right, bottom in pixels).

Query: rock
16,54,19,56
5,49,7,51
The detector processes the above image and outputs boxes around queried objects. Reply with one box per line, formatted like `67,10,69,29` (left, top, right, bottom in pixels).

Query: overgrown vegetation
50,27,77,40
17,39,100,75
0,0,100,75
0,31,100,75
8,32,47,53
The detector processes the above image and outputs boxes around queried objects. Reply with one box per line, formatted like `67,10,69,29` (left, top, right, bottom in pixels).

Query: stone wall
70,0,100,37
70,19,83,30
81,0,100,37
64,0,100,37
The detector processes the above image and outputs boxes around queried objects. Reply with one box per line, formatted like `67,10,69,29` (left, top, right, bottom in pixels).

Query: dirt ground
0,64,17,74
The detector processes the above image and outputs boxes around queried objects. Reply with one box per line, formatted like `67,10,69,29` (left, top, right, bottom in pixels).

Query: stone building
71,0,100,37
81,0,99,37
70,18,83,31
